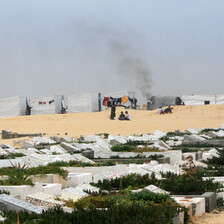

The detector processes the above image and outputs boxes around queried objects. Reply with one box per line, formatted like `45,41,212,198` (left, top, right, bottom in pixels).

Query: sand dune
0,105,223,141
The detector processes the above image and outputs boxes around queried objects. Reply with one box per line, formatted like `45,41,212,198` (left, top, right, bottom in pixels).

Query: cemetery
0,126,223,223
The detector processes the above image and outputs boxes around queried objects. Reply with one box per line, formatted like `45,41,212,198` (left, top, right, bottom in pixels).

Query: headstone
50,145,65,154
183,134,207,145
72,154,95,164
188,127,200,135
33,137,56,146
154,130,166,138
60,136,74,143
82,150,94,159
157,157,170,164
23,141,35,149
0,194,42,214
50,136,61,142
108,135,127,145
144,185,170,194
202,192,216,213
60,142,80,153
26,192,65,207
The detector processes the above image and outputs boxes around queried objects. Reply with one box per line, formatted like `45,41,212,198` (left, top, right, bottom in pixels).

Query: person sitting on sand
124,111,132,120
158,107,164,114
118,111,125,120
163,106,173,114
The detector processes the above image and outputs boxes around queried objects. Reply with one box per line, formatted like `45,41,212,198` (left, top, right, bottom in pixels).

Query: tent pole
98,93,102,112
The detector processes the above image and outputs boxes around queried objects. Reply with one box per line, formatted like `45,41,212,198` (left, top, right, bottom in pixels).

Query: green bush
1,192,186,224
48,160,116,167
91,171,222,195
0,165,68,186
111,145,137,152
206,148,224,165
27,166,68,179
111,144,161,152
0,153,25,160
92,173,157,191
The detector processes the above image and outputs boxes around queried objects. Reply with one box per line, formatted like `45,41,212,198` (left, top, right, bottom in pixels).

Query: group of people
118,111,132,121
110,102,132,120
158,106,173,114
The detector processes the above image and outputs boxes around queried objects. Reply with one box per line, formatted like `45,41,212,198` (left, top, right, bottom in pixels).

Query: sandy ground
190,209,224,224
0,105,223,145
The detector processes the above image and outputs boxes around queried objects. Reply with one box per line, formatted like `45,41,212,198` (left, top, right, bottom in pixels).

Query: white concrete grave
172,196,205,216
154,130,166,138
42,183,62,196
144,185,170,195
188,128,201,135
50,145,66,154
26,192,65,207
0,183,43,200
33,137,56,145
0,194,43,214
61,187,88,202
67,173,92,187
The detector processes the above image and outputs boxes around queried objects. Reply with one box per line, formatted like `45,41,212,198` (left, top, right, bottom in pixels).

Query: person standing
110,101,116,120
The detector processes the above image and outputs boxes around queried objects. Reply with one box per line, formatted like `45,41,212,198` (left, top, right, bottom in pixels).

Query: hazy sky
0,0,223,101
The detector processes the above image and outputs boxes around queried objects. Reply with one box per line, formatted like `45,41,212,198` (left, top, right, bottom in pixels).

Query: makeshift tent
67,93,99,113
30,95,64,115
181,95,224,105
103,91,135,108
147,96,181,110
0,96,27,117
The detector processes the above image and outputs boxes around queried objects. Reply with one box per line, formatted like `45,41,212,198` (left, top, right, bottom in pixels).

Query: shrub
206,148,224,165
91,173,157,191
111,145,137,152
0,153,25,160
27,166,68,179
91,170,222,195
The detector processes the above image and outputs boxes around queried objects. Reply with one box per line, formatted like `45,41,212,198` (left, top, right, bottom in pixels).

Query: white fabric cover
103,91,135,108
31,96,62,115
104,91,130,99
0,96,27,117
181,94,224,105
67,93,98,113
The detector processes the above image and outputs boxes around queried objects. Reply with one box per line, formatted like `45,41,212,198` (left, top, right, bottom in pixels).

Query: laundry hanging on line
122,96,128,103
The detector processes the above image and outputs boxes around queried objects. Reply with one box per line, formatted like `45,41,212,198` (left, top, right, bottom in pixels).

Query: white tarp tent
30,95,64,115
0,96,27,117
103,91,136,108
181,94,224,105
67,93,99,113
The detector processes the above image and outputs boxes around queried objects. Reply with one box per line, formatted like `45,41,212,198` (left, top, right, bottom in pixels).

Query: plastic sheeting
31,95,63,115
103,91,135,107
67,93,99,113
104,91,130,99
181,94,224,105
0,96,27,117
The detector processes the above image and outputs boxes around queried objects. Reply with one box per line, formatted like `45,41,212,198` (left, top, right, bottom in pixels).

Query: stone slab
202,192,216,213
0,194,42,214
60,142,80,153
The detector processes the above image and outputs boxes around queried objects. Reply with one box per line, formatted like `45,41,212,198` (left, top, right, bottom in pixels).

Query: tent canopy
181,94,224,105
0,96,27,117
67,92,99,113
30,95,63,115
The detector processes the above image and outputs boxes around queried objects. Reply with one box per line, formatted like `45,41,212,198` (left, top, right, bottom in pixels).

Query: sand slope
0,105,223,139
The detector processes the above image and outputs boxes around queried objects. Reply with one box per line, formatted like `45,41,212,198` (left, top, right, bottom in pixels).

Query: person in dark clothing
110,102,116,120
133,98,137,109
26,105,32,115
118,111,125,120
163,106,173,114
